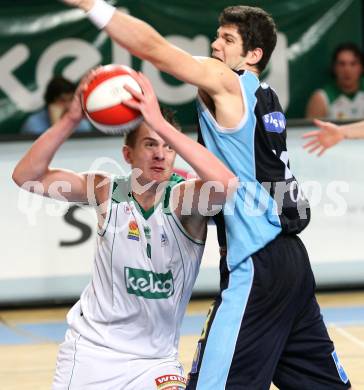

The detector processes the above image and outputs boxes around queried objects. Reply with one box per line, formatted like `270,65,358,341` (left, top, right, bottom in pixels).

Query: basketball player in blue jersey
12,71,236,389
61,1,352,388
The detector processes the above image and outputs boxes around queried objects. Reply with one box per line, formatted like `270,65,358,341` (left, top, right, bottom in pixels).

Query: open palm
303,119,344,156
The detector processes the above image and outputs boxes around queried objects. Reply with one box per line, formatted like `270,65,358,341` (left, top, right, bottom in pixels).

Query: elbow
12,165,34,188
12,167,23,187
134,38,169,70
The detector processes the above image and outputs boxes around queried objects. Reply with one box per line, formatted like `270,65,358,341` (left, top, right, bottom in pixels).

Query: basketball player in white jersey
12,71,236,389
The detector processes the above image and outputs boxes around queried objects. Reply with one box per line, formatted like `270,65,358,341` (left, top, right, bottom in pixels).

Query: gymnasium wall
1,130,364,304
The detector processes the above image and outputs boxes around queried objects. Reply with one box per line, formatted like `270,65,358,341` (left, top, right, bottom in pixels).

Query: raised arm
124,71,237,243
303,119,364,156
60,0,237,96
12,71,108,204
124,71,237,199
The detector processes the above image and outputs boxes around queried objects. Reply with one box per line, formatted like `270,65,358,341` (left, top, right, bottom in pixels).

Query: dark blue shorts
187,235,351,390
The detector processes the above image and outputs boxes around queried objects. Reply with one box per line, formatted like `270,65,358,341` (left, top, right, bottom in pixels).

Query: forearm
341,120,364,139
12,115,77,185
156,120,235,186
107,13,167,64
78,0,166,64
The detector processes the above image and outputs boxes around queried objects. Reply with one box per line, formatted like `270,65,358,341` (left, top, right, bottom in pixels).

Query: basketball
82,64,143,135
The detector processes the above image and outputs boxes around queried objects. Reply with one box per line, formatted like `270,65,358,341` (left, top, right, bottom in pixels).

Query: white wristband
86,0,116,30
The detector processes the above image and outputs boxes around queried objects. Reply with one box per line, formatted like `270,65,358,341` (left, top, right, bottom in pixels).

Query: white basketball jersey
67,174,204,359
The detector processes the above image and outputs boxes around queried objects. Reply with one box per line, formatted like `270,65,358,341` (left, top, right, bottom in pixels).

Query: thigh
273,295,351,390
52,329,129,390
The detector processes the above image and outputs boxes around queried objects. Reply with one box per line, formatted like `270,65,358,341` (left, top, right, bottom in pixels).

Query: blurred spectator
306,43,364,120
21,76,92,134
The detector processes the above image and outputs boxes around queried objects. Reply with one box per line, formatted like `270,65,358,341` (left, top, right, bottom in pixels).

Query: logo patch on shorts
262,111,286,133
125,267,174,299
127,220,140,241
155,374,187,389
331,350,349,383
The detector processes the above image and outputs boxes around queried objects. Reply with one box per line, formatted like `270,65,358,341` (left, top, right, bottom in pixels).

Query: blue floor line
17,323,68,343
0,306,363,345
0,323,33,345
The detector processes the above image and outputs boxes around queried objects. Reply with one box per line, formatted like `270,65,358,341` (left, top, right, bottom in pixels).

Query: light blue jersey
197,70,282,270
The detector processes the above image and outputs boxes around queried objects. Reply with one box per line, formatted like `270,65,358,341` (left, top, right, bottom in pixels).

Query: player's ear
246,47,263,66
123,145,133,164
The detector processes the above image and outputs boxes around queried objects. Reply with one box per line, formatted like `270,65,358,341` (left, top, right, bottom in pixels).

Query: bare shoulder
306,90,328,118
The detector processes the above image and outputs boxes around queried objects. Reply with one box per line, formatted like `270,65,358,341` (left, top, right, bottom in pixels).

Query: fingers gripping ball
82,65,142,134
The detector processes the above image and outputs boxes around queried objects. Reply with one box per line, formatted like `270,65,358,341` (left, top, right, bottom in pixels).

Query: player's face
211,25,246,70
123,123,176,186
334,50,363,90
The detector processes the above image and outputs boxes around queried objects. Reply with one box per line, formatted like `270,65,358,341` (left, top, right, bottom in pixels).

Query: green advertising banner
0,0,362,134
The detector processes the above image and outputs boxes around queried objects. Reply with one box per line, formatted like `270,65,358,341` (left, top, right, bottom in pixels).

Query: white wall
1,129,364,303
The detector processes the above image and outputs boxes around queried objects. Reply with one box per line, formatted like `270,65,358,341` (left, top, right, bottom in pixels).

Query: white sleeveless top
66,174,204,358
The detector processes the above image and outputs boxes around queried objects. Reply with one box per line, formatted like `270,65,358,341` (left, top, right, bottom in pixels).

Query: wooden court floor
0,291,363,389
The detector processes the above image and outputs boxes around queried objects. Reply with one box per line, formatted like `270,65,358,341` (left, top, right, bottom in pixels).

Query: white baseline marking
329,324,364,349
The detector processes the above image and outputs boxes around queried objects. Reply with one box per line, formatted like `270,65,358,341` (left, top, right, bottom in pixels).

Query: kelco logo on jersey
127,221,140,241
155,374,187,389
125,267,174,299
262,111,286,134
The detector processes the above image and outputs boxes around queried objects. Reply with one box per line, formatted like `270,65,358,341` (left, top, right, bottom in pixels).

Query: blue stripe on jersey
196,258,254,390
197,71,282,268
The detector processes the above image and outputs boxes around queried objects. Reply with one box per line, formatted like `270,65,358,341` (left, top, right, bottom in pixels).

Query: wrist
340,126,349,139
86,0,116,29
60,113,80,133
151,118,173,135
79,0,95,12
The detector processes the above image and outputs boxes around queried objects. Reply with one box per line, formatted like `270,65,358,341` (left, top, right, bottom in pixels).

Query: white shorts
52,329,187,390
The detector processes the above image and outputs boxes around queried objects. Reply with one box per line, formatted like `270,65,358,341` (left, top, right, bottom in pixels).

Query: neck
132,181,166,211
235,63,259,76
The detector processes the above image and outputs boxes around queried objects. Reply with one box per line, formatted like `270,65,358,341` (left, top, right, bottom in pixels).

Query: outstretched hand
302,119,344,156
123,72,166,133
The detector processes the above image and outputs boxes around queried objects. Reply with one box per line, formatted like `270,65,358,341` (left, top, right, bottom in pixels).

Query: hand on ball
64,69,99,126
123,72,166,134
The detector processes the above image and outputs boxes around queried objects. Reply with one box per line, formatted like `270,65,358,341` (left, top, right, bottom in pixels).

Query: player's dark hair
125,106,181,148
331,43,364,77
44,76,76,105
219,6,277,72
